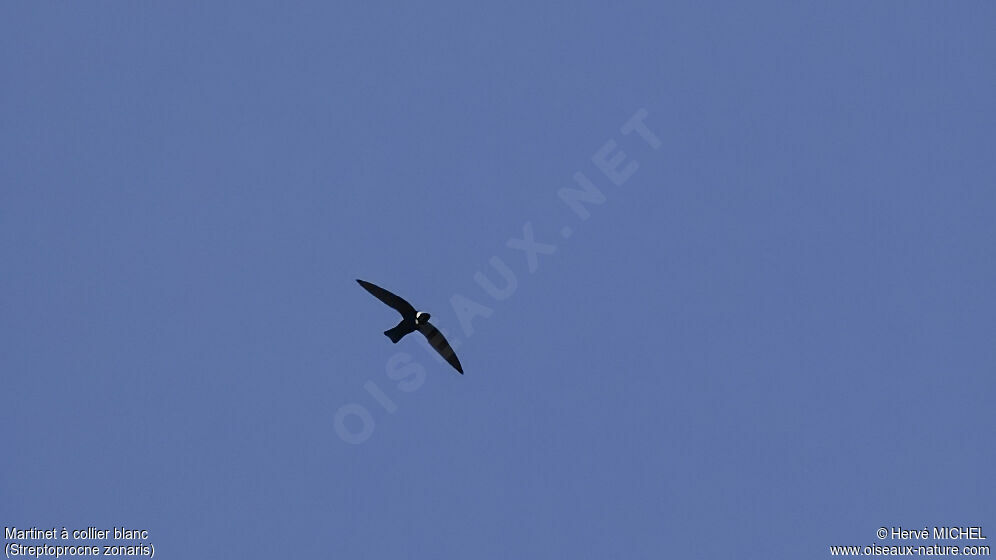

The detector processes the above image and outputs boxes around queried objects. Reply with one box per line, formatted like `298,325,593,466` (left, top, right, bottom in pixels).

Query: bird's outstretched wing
418,322,464,374
356,279,416,318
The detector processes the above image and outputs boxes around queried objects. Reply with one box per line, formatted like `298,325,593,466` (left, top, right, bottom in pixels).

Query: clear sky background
2,3,994,558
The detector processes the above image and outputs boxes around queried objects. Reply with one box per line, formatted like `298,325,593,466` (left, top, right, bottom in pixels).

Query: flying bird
356,279,464,374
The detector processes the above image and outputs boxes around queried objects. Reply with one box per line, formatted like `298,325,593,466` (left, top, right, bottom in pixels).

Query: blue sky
2,3,994,558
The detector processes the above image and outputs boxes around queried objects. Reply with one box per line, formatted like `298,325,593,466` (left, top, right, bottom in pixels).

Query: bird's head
416,312,431,325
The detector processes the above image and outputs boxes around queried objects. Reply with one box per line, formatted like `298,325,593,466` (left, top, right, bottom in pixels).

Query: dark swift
356,279,464,374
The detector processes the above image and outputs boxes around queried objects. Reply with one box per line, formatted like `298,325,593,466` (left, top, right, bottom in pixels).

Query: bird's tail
384,324,407,343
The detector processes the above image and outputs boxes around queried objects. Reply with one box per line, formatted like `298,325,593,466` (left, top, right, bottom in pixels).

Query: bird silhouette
356,279,464,374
